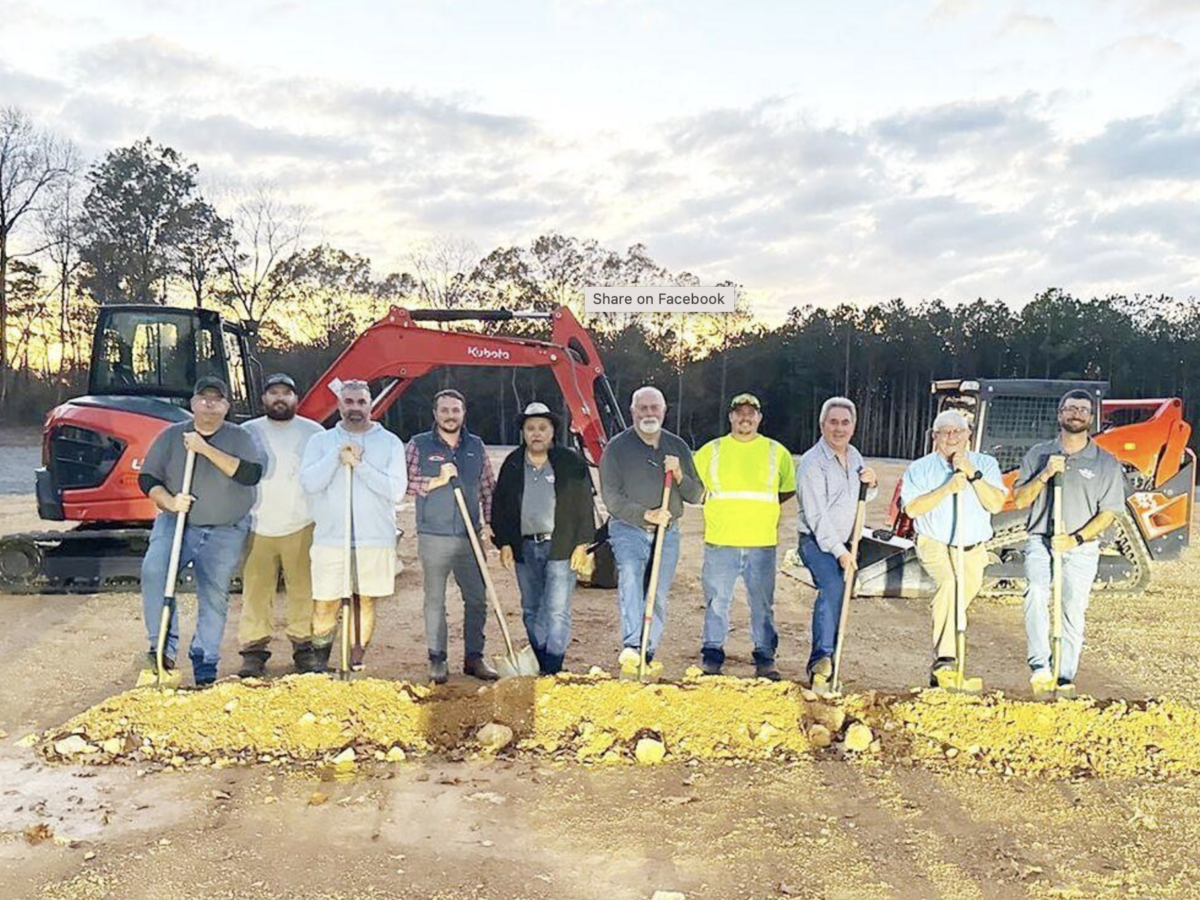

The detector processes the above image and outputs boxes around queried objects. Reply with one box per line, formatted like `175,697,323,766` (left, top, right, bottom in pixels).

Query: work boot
700,658,723,676
311,643,333,675
292,642,320,675
541,653,565,676
464,656,499,681
700,647,724,676
810,656,833,695
429,658,449,685
755,664,782,681
237,648,270,679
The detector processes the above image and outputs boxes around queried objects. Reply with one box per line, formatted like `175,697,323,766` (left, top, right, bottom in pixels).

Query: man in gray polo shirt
600,385,704,672
1013,389,1125,697
137,376,264,686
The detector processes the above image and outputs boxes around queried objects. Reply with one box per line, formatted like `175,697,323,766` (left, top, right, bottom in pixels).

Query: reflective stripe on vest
707,437,780,503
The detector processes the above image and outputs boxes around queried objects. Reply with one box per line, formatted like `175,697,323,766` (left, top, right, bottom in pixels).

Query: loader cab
933,379,1106,473
89,306,259,420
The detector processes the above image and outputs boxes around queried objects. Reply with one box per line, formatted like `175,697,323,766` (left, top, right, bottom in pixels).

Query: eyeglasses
1060,405,1092,415
936,428,968,437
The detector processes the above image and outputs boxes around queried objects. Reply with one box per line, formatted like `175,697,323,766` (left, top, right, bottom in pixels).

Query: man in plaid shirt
405,389,498,684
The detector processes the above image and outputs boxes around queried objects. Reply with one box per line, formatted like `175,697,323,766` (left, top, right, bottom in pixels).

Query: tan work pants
238,525,315,649
915,535,987,661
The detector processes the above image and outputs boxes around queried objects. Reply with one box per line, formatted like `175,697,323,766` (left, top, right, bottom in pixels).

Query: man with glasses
137,377,265,686
900,409,1007,687
1012,390,1124,698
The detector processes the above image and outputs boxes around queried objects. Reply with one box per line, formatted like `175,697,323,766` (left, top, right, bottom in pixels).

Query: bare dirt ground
3,451,1200,899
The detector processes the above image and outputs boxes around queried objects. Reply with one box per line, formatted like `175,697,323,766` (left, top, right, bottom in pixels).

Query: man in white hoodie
300,380,407,673
238,373,325,677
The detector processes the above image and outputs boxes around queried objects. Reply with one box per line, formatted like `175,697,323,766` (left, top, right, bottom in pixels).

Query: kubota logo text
466,345,510,360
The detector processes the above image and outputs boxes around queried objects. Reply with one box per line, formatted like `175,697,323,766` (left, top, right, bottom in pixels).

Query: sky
3,0,1200,322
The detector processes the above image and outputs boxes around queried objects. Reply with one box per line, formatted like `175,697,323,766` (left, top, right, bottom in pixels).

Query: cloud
75,35,228,91
156,113,362,162
996,11,1060,39
875,95,1051,157
0,62,65,110
1071,99,1200,180
1097,33,1187,58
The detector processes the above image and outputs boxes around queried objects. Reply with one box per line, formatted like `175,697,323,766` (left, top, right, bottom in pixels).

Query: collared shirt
1015,437,1125,536
900,450,1005,545
520,456,556,535
796,438,878,559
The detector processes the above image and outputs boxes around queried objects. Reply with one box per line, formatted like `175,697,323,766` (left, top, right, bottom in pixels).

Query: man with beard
405,389,499,684
137,377,264,687
796,397,877,690
694,393,795,680
491,403,595,675
600,386,704,672
237,374,325,677
900,409,1007,687
1012,389,1124,698
300,380,407,674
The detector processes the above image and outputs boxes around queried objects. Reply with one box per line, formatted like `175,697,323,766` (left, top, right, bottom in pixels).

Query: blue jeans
514,538,577,672
140,513,250,684
608,518,682,657
1023,536,1100,682
700,545,778,666
799,535,845,675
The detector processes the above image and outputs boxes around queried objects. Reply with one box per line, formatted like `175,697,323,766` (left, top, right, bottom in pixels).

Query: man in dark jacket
491,403,595,674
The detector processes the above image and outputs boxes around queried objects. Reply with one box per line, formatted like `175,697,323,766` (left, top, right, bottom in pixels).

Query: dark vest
411,430,486,537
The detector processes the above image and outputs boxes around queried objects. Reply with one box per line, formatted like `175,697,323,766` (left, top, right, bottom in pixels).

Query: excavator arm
296,305,620,465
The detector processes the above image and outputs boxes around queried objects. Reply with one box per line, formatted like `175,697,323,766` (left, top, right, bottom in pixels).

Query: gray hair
631,386,666,408
819,396,856,424
340,379,372,397
933,409,970,432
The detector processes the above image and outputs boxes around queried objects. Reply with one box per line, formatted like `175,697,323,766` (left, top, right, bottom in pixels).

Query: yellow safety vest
695,435,794,547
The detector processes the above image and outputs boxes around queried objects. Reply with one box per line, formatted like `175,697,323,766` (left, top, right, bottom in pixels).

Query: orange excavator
854,378,1195,598
0,305,624,593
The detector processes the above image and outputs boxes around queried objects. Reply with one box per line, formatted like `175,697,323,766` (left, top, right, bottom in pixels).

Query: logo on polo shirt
1080,468,1096,480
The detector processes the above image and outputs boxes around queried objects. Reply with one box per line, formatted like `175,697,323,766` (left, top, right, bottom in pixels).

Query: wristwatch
967,470,984,483
1073,532,1085,546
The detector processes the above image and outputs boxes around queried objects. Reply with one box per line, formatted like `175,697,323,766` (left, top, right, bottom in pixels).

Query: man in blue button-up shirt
900,409,1007,683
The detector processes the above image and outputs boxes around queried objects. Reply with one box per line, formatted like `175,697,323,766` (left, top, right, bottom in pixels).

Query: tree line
2,106,1197,459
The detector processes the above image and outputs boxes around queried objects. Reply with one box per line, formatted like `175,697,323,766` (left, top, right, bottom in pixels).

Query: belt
523,533,553,542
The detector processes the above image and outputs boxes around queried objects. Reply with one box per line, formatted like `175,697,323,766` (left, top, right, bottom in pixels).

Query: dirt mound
37,673,1200,780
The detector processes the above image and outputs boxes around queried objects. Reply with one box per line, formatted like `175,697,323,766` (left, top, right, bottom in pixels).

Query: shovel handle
952,490,967,682
163,449,197,602
831,482,871,692
638,472,674,680
1051,475,1064,686
451,478,518,662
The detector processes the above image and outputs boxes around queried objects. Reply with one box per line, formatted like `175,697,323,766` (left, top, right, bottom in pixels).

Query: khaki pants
238,525,315,649
915,535,988,661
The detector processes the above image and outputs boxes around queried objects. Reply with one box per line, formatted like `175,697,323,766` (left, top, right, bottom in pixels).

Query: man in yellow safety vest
693,393,796,679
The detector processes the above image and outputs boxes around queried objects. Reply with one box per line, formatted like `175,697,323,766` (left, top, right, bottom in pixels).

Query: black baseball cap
193,376,229,398
263,373,297,391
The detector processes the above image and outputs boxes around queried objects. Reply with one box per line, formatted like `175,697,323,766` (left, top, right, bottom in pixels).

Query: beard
1062,419,1090,434
637,417,662,435
439,420,462,433
266,403,296,421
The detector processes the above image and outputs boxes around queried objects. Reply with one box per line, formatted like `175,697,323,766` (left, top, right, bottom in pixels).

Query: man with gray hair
797,397,877,691
900,408,1006,687
600,386,704,672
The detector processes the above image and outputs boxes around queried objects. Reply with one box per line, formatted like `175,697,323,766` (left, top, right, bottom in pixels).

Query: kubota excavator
852,378,1195,599
0,304,624,593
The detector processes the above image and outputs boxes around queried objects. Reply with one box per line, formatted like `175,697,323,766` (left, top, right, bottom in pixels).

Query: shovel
148,447,196,690
829,480,870,695
338,462,364,681
637,472,674,682
944,489,984,694
451,477,539,678
1050,474,1065,696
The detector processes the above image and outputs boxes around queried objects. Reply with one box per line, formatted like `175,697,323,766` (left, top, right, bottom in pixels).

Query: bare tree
0,107,73,400
37,161,85,378
407,235,478,310
216,183,307,337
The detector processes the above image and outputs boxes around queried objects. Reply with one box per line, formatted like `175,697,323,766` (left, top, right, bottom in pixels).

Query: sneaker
618,647,640,675
1056,679,1078,700
700,658,723,676
1030,668,1055,696
929,657,957,689
809,656,833,693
